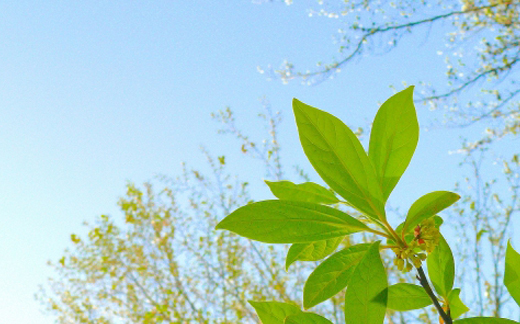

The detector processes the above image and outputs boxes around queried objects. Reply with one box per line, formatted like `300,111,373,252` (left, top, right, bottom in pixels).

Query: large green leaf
248,301,301,324
265,180,339,204
216,200,368,243
454,318,520,324
504,240,520,306
427,234,455,298
303,244,370,309
402,191,460,234
447,288,469,319
286,236,344,271
386,283,432,311
284,312,333,324
368,86,418,201
344,241,387,324
293,99,385,221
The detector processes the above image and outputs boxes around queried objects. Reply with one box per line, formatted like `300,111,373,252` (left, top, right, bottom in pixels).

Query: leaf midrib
296,105,382,219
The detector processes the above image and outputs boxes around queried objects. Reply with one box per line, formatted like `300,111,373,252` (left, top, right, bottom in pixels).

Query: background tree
39,101,487,324
267,0,520,145
39,1,520,322
38,101,438,323
38,103,354,323
451,146,520,319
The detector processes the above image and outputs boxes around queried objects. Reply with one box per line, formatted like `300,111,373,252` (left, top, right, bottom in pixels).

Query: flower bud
396,258,405,271
403,261,413,273
414,217,441,253
411,255,423,268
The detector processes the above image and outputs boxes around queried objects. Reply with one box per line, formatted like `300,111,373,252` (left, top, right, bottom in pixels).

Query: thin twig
298,3,503,80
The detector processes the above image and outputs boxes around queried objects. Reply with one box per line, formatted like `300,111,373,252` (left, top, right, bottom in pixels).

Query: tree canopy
267,0,520,146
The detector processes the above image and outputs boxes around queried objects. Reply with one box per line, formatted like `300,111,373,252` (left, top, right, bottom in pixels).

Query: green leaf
447,288,469,319
344,241,387,324
368,86,419,201
248,301,301,324
454,318,520,324
216,200,369,243
386,283,432,311
433,215,444,227
427,234,455,298
504,240,520,306
265,180,339,204
284,312,333,324
303,244,370,308
402,191,460,234
286,236,344,271
293,98,385,221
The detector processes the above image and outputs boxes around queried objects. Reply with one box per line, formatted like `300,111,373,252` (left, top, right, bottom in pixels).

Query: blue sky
0,1,518,323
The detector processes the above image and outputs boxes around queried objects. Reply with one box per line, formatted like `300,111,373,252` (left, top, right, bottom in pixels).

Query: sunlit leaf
286,236,344,271
369,86,418,201
447,288,469,319
303,244,370,308
427,234,454,298
293,98,385,221
344,241,387,324
504,240,520,306
248,301,301,324
216,200,368,243
265,180,339,204
386,283,432,311
284,312,333,324
402,191,460,234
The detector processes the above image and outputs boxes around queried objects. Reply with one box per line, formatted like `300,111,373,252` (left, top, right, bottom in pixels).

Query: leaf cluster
217,87,520,323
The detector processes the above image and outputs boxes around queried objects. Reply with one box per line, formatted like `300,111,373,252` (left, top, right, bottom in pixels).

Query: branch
416,266,452,324
127,272,172,320
296,3,502,80
450,88,520,128
420,55,520,104
359,4,500,34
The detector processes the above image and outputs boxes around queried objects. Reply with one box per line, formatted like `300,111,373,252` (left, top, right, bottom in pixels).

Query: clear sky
0,1,518,323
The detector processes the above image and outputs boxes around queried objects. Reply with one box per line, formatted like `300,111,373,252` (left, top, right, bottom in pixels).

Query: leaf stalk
381,219,405,247
366,228,391,239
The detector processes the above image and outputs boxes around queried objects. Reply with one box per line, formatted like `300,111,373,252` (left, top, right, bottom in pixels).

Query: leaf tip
215,219,226,230
247,300,260,310
292,98,307,114
264,180,274,189
292,97,302,106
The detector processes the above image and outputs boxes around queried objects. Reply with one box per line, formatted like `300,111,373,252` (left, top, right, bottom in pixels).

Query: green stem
381,219,404,247
380,244,399,250
416,266,452,324
366,228,391,239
